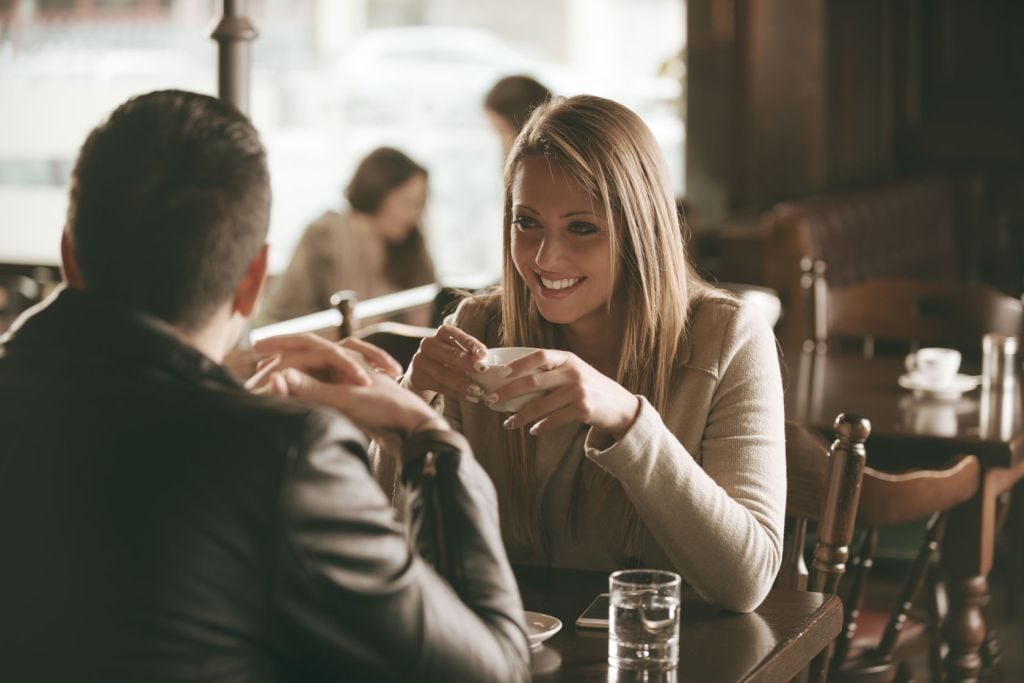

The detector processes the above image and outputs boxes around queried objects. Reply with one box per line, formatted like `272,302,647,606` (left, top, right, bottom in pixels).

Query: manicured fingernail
500,366,514,378
503,416,516,429
467,384,483,397
485,393,499,405
473,361,488,373
474,347,486,357
465,394,480,404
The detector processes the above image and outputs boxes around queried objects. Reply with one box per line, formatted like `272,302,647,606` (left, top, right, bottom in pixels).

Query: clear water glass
609,569,681,671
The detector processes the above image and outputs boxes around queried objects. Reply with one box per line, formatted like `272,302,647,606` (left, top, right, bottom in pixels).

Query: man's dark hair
67,89,271,331
483,75,552,132
344,147,427,215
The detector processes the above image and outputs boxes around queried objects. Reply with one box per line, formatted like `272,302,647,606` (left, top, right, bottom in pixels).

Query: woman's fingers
420,327,487,372
501,385,577,431
502,349,566,377
411,353,484,403
522,403,582,436
438,324,488,359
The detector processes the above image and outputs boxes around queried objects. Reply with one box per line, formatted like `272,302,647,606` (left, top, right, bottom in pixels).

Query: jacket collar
1,286,240,390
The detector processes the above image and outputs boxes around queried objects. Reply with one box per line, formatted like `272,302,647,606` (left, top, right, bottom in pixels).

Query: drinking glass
608,569,681,671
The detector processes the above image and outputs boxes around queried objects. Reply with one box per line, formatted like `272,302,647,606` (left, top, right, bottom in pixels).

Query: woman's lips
535,272,585,299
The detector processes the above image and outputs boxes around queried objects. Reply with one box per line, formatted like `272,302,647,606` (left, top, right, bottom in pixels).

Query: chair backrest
781,414,869,595
810,273,1023,355
782,414,869,683
832,455,980,674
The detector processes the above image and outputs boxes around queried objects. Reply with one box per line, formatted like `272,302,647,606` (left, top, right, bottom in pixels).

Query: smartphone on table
575,593,610,629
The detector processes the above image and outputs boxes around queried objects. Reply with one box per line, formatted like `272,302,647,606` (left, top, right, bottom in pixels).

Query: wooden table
516,566,842,682
783,346,1024,682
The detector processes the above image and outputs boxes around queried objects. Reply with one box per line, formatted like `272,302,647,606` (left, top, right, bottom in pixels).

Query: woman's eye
512,216,538,230
569,222,598,235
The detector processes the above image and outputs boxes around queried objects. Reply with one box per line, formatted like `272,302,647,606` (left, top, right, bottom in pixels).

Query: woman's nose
533,235,566,270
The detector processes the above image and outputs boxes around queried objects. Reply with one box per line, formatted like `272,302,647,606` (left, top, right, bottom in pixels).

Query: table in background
516,566,841,682
783,346,1024,682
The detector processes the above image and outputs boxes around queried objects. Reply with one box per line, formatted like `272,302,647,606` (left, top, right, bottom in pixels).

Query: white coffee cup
906,347,961,387
475,347,544,413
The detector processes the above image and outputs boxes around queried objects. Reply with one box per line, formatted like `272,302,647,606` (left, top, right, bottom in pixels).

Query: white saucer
898,373,981,401
524,611,562,649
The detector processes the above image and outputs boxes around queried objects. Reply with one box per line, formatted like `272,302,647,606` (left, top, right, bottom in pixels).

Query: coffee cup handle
905,353,917,374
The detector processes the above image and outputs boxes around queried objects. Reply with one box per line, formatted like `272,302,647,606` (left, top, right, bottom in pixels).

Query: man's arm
248,335,529,681
270,412,529,682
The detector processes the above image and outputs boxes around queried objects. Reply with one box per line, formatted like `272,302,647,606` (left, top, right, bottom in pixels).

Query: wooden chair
832,455,981,683
805,270,1023,356
781,414,870,683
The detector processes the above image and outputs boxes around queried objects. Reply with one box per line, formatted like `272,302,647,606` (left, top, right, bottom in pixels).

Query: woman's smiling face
510,155,616,330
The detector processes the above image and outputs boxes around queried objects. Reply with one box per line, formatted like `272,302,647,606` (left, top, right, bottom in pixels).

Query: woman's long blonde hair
492,95,710,552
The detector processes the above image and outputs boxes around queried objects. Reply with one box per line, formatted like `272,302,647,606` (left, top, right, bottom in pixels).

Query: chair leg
1008,483,1024,620
926,565,947,683
834,529,878,669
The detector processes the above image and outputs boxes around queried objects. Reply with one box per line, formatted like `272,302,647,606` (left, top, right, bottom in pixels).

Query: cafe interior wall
686,0,1024,295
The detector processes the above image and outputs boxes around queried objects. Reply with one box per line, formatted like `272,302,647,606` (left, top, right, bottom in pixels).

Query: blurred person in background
262,147,435,323
483,75,552,159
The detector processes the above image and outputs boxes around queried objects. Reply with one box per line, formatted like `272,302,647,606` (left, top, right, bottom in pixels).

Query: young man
0,90,529,682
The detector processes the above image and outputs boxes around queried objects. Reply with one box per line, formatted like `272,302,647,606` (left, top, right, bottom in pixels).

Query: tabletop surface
781,347,1024,468
516,566,842,683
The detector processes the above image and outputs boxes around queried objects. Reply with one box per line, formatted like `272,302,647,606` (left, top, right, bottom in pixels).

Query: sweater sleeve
583,302,786,612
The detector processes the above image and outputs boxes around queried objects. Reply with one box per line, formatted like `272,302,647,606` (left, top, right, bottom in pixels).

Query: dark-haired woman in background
262,147,435,322
483,75,552,159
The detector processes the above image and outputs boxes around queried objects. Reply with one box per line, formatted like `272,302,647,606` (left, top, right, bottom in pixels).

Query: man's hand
248,334,447,452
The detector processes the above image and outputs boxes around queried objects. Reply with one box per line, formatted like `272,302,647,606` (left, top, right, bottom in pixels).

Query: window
0,0,686,283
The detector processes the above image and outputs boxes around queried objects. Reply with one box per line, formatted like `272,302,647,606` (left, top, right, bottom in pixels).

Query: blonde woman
407,96,785,612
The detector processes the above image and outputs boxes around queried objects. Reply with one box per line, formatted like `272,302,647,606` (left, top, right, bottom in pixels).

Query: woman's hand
405,324,488,403
485,350,641,441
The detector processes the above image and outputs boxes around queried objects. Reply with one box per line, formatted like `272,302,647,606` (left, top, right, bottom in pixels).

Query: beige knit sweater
378,293,786,612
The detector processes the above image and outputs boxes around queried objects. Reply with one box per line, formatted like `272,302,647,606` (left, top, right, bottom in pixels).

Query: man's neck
175,307,238,364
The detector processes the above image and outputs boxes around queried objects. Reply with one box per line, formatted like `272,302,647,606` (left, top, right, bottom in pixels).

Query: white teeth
540,276,581,290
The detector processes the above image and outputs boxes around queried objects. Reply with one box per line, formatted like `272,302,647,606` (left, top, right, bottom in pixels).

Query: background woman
400,95,785,613
483,75,552,159
262,146,435,322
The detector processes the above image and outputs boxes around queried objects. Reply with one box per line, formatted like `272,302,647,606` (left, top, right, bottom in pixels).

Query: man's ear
60,228,85,289
233,244,269,318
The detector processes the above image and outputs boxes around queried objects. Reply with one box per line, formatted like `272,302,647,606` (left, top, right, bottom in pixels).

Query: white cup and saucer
898,347,980,401
475,347,545,412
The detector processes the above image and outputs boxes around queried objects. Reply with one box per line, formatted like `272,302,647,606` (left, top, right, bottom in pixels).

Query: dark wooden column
210,0,258,114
